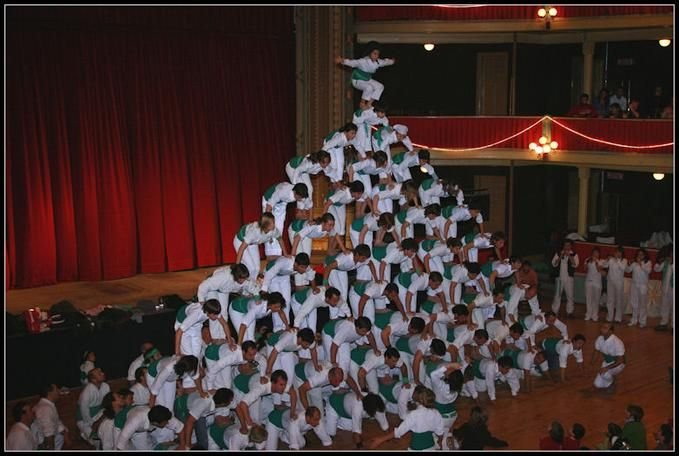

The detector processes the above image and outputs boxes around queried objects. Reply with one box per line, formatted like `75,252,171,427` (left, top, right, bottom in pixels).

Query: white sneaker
592,318,598,322
639,324,646,328
584,317,591,321
627,321,637,327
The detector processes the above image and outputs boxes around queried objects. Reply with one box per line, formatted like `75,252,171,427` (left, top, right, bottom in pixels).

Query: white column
578,167,591,236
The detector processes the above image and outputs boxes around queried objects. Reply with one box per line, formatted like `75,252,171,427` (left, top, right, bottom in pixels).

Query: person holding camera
551,240,579,318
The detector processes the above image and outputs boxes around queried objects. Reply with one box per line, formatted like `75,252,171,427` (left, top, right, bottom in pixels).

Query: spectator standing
567,94,598,117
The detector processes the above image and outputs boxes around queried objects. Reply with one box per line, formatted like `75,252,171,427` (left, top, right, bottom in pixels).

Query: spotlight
653,173,665,180
548,7,557,17
659,39,671,47
539,136,548,145
424,43,435,51
538,8,546,17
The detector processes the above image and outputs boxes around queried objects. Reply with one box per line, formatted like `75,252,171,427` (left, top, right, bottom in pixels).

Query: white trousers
349,228,373,250
552,276,575,314
328,205,347,236
349,360,379,394
233,237,261,278
628,282,648,326
286,164,314,200
352,78,384,101
659,287,674,326
328,148,345,183
594,363,625,388
507,285,541,321
323,332,351,375
180,329,203,358
289,225,313,257
585,282,602,321
263,201,287,257
290,297,317,333
270,275,293,310
348,288,375,322
606,278,625,322
328,269,349,303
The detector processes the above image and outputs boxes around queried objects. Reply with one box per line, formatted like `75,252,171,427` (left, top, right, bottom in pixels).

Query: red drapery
389,116,544,150
7,7,295,289
550,118,673,154
356,5,673,22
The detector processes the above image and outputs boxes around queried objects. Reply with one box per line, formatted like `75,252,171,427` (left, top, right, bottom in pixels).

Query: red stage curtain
389,116,543,150
551,118,673,154
356,6,673,22
7,8,295,289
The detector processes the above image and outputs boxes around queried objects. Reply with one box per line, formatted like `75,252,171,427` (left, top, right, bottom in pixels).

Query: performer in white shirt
233,212,286,278
324,391,389,449
603,246,629,323
76,368,110,443
336,41,395,105
285,150,331,200
625,249,653,328
265,406,333,450
442,204,485,240
130,367,151,406
551,240,579,317
261,181,312,257
175,300,233,358
229,293,290,345
584,248,605,321
352,101,389,157
291,286,350,334
115,405,186,450
592,323,626,391
289,213,343,256
653,245,674,330
323,244,376,302
127,342,154,385
7,401,41,450
204,341,259,390
261,253,316,307
322,123,358,183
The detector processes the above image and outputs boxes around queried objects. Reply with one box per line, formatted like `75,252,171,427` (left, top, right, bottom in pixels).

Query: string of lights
374,115,673,152
546,116,674,150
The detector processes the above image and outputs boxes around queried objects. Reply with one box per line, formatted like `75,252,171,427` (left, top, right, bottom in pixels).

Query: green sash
443,264,455,281
425,359,442,376
267,330,295,352
378,381,398,404
295,362,309,383
176,305,188,323
208,422,232,450
237,225,247,242
268,407,289,429
288,156,305,169
290,219,306,232
324,254,338,266
603,354,617,364
397,272,413,288
76,404,103,422
421,178,435,191
353,281,369,296
263,184,277,202
204,344,221,361
372,245,388,261
392,151,405,165
373,126,389,146
410,432,435,451
421,300,438,314
328,392,352,419
396,210,408,224
293,287,310,304
420,239,438,252
542,338,560,355
434,401,457,417
233,372,256,394
266,260,278,272
502,349,520,369
375,311,395,330
350,346,372,365
114,405,134,429
471,359,485,379
395,337,414,355
441,206,454,219
351,217,366,232
230,296,251,314
326,189,344,207
519,317,529,331
463,232,476,244
446,327,457,343
325,129,339,143
481,262,494,278
351,68,373,81
147,359,160,378
463,293,476,305
323,319,342,337
174,394,190,422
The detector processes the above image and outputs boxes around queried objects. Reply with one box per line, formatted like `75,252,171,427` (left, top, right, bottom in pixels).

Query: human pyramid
84,41,627,451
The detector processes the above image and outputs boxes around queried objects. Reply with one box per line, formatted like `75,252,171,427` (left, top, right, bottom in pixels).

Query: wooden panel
476,52,509,115
473,175,507,234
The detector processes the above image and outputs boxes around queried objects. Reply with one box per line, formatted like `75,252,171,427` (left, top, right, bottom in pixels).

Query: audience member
621,404,647,449
33,383,69,450
624,98,641,119
563,423,586,450
595,422,623,450
567,93,597,117
660,103,673,119
539,421,566,449
453,406,508,450
647,85,669,118
654,422,673,450
7,401,41,450
607,103,623,118
609,87,628,111
592,88,609,117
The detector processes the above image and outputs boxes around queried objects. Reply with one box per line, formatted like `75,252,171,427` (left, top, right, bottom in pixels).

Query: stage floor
4,266,675,450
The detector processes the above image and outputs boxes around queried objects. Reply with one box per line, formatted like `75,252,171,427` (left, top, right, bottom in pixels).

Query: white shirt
7,422,38,450
127,354,145,382
491,261,515,280
448,206,483,224
262,257,315,292
551,252,579,278
175,302,209,334
359,351,403,372
295,288,351,325
207,345,246,374
130,383,150,406
116,406,184,450
654,260,674,293
626,260,652,285
273,330,313,353
305,363,335,389
343,56,395,76
332,393,389,434
240,379,291,407
289,156,324,183
265,182,312,211
287,413,333,449
197,266,249,302
393,406,445,439
33,398,65,439
382,244,414,273
323,131,353,152
78,382,111,425
237,222,281,245
526,315,569,340
149,357,199,396
595,334,625,366
332,320,365,347
585,258,604,287
609,94,628,111
554,340,584,368
241,299,272,328
605,257,628,282
430,365,459,404
98,417,116,450
296,222,336,239
335,252,368,272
